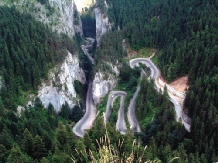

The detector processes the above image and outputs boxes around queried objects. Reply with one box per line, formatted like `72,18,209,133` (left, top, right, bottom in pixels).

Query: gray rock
36,51,86,112
95,1,112,45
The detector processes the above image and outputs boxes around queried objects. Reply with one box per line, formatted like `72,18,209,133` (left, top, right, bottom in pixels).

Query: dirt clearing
169,76,189,92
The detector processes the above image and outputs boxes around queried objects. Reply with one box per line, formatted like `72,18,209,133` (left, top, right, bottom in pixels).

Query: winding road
130,58,160,79
127,86,141,132
81,38,95,64
73,83,97,137
129,57,191,132
73,40,191,137
105,91,127,134
105,57,160,134
105,55,191,133
73,37,97,137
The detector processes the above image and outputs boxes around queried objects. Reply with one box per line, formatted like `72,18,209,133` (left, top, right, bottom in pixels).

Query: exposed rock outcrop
4,0,83,37
17,105,25,117
95,1,112,45
2,0,87,111
92,1,116,103
37,51,86,112
92,63,119,104
47,0,80,37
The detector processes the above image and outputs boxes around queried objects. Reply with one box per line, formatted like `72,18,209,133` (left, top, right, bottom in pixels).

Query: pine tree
60,102,70,119
6,144,32,163
32,135,46,160
0,144,7,162
23,128,33,157
0,97,4,116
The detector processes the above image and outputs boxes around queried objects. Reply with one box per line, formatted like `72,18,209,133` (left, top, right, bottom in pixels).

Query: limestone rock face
37,51,86,112
92,63,119,104
45,0,83,37
95,1,112,45
2,0,87,111
3,0,83,37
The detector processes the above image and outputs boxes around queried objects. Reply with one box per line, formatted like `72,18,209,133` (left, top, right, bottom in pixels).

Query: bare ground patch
169,76,189,92
123,42,137,58
123,40,154,58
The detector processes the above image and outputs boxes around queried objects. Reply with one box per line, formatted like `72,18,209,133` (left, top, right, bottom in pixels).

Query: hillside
0,0,218,162
106,0,218,162
0,6,79,109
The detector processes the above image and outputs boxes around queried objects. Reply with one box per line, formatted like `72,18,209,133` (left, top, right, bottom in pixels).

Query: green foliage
23,128,33,157
0,103,80,161
0,0,217,162
74,80,86,99
32,135,46,160
106,0,218,161
6,144,32,163
0,144,7,162
119,64,140,85
96,93,109,114
0,97,4,116
108,96,120,124
97,63,140,117
79,50,93,80
59,102,71,120
37,0,48,5
70,105,84,123
134,77,188,162
59,102,84,126
81,10,96,37
0,6,79,110
74,117,178,162
95,30,126,71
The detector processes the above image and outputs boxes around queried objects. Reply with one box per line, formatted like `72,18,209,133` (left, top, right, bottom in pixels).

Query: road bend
73,83,97,137
105,91,127,134
129,57,191,132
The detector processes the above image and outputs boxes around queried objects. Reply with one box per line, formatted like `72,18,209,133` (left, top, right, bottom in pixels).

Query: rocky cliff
0,0,87,111
91,1,118,104
92,62,119,104
37,51,86,112
3,0,83,37
95,0,112,45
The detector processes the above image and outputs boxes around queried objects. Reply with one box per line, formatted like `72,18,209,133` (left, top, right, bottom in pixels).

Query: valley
0,0,217,162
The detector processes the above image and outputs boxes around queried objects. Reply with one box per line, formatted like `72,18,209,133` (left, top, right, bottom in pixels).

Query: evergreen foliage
0,6,78,110
95,30,126,72
81,10,96,37
106,0,218,161
1,0,218,162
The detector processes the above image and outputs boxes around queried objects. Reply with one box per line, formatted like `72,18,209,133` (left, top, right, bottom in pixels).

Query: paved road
126,58,159,133
104,58,160,134
127,86,141,132
81,38,95,64
73,83,97,137
129,57,191,132
105,91,127,134
130,58,160,79
73,52,190,137
73,37,96,137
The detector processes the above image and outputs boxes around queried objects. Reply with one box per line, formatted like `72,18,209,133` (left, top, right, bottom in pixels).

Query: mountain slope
105,0,218,161
0,6,79,109
1,0,83,37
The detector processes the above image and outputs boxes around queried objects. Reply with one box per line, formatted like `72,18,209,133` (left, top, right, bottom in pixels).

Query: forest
105,0,218,162
0,0,218,162
0,6,79,110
